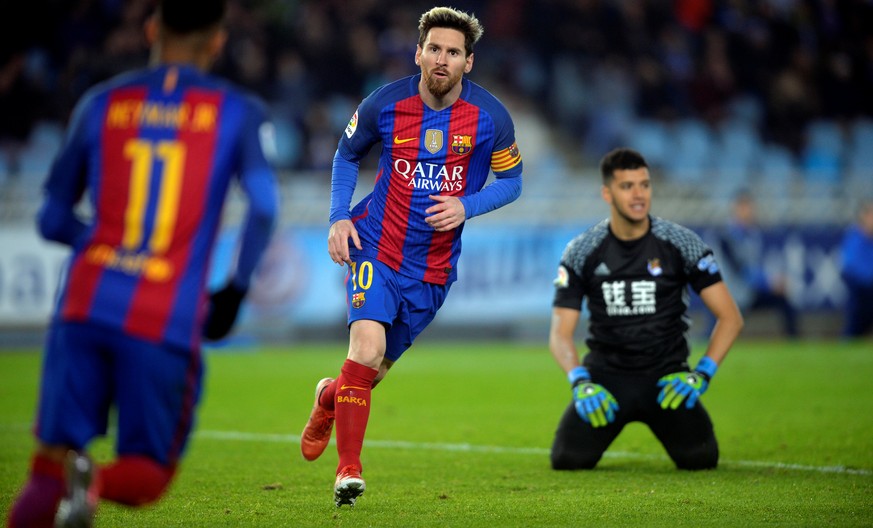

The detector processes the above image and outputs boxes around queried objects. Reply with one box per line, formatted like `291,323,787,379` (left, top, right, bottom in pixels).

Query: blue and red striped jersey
335,74,523,285
39,64,278,349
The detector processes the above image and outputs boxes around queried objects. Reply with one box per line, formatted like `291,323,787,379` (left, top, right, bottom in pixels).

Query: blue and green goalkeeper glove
656,356,718,410
569,366,619,428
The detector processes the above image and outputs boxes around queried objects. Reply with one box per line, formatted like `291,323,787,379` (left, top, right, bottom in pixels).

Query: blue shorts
345,257,450,362
36,321,204,466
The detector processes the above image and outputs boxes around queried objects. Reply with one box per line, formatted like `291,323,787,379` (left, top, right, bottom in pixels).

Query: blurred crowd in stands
1,0,872,190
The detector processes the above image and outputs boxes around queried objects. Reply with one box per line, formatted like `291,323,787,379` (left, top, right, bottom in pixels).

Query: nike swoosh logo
340,384,369,391
393,136,416,144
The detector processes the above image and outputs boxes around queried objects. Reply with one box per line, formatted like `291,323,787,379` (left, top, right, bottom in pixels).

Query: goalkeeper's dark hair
600,147,649,184
159,0,227,33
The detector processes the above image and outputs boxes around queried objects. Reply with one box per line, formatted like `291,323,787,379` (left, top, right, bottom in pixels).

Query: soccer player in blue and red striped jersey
300,6,523,507
8,1,278,526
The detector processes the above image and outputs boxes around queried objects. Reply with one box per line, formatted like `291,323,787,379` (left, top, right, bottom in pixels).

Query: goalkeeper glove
568,366,619,428
656,356,718,410
203,281,248,341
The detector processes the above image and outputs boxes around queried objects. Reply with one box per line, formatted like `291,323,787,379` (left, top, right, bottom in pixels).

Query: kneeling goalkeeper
548,148,744,470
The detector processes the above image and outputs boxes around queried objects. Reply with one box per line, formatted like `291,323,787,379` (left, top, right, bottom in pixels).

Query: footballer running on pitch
299,6,523,508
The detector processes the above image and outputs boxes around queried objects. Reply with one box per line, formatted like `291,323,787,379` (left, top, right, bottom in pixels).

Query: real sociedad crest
451,134,473,156
425,129,443,154
647,258,663,276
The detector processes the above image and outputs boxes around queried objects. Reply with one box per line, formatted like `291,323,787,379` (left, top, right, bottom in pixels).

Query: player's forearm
698,282,744,366
550,340,580,375
459,173,521,219
549,307,582,373
329,151,359,224
704,309,744,366
232,206,277,291
549,322,581,373
232,168,279,289
36,197,88,247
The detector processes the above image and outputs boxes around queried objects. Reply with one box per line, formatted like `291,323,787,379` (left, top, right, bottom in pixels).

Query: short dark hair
418,7,484,56
600,148,649,184
159,0,226,33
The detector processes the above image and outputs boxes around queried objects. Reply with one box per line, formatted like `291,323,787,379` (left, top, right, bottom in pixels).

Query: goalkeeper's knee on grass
672,442,719,471
550,447,601,470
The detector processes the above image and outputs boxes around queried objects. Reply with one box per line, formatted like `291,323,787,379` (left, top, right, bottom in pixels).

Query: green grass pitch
1,339,871,527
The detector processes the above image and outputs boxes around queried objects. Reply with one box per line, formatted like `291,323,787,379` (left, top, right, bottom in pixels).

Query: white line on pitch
194,429,872,476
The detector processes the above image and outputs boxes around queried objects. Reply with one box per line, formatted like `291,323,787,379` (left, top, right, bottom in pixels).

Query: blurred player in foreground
839,197,873,337
8,1,278,526
299,6,523,507
548,148,743,471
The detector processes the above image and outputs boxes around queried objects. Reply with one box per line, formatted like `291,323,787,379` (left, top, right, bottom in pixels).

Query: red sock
7,454,65,528
318,379,338,412
334,359,378,474
99,456,174,506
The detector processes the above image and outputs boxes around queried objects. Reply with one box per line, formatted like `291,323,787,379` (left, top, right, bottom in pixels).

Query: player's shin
7,454,66,528
334,359,378,473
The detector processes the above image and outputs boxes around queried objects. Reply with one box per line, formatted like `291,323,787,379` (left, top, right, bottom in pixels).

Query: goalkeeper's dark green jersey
552,216,722,373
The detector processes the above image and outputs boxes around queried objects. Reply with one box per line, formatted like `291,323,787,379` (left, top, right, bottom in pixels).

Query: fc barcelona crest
425,129,443,154
451,134,473,156
352,292,366,309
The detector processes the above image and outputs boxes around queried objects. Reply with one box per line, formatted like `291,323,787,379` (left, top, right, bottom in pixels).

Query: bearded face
422,65,463,98
416,27,472,102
